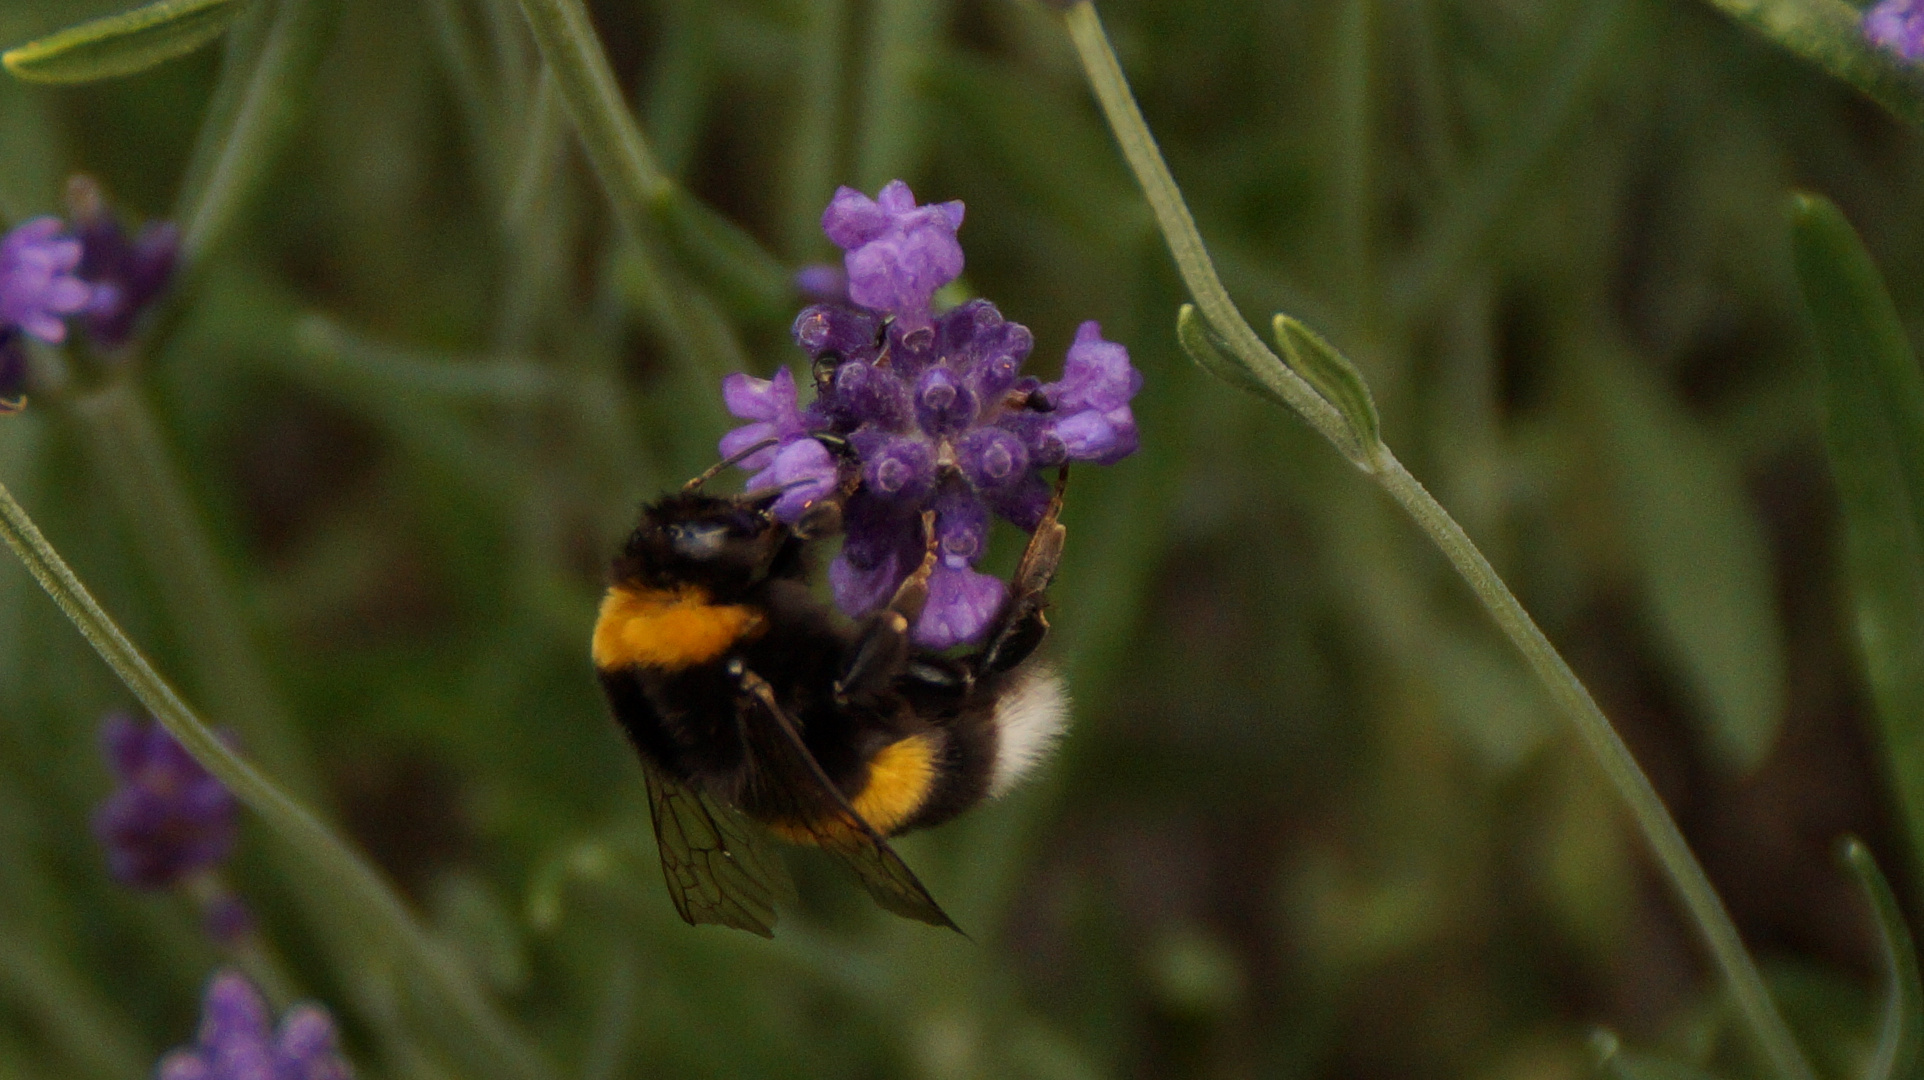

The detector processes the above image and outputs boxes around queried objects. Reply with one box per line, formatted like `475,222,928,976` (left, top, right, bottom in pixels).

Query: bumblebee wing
641,758,796,937
733,666,962,932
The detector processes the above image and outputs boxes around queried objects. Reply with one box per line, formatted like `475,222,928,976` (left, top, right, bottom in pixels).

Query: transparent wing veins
641,759,796,937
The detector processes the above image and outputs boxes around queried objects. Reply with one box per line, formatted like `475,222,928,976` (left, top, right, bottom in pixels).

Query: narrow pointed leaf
3,0,247,84
1792,192,1924,869
1176,303,1280,404
1839,838,1924,1080
1588,351,1787,773
1694,0,1924,129
1273,314,1382,453
1591,1030,1732,1080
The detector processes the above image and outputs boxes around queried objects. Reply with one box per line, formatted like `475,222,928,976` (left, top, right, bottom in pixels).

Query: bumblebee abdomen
765,732,941,844
592,584,766,673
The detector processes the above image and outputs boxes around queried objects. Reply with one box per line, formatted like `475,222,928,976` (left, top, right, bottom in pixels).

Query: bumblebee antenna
684,438,779,492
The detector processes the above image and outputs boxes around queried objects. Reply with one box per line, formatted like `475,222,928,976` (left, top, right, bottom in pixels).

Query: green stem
1059,7,1352,456
1389,0,1628,321
784,0,850,258
1060,5,1817,1080
1332,0,1374,318
513,0,668,231
513,0,787,313
68,382,314,796
854,0,947,191
1372,454,1813,1080
0,482,557,1080
0,937,145,1080
176,0,321,263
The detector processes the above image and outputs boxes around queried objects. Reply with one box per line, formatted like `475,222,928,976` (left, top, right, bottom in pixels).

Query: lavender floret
93,714,239,890
0,217,97,345
159,972,353,1080
822,180,965,335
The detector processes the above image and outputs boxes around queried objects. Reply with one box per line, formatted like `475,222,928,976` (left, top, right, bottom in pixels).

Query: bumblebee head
618,491,800,597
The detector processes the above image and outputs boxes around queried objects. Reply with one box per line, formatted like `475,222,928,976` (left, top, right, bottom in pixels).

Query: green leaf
1695,0,1924,129
3,0,248,84
1590,1030,1730,1080
1273,314,1383,453
1587,350,1787,773
1791,192,1924,872
1176,303,1281,404
1839,838,1924,1080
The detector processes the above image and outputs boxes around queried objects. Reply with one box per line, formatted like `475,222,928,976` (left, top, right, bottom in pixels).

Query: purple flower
67,181,179,349
792,263,849,304
159,971,352,1080
822,181,964,334
718,367,812,471
93,715,239,890
745,436,839,521
0,217,97,345
718,182,1143,648
1868,0,1924,59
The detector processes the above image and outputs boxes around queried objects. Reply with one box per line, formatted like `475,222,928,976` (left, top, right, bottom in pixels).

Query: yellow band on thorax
592,584,765,673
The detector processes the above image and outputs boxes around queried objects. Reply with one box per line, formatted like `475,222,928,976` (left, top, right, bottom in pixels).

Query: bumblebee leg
837,510,939,702
977,468,1069,677
1010,468,1068,600
883,509,940,622
836,610,912,702
791,495,843,541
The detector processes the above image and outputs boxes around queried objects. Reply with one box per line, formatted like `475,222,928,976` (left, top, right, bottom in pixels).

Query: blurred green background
0,0,1920,1077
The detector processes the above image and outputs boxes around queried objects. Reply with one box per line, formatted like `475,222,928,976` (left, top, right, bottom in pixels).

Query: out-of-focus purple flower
67,177,180,350
822,181,964,334
93,714,239,890
792,263,849,304
0,217,96,344
719,181,1143,648
159,971,353,1080
1868,0,1924,60
203,894,257,946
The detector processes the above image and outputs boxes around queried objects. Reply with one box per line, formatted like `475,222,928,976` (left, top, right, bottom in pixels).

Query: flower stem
0,481,557,1080
514,0,788,314
1060,5,1817,1080
1371,454,1815,1080
1059,6,1352,457
176,0,325,263
68,382,314,795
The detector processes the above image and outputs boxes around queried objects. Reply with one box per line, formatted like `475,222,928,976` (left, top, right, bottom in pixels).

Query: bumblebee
591,453,1071,935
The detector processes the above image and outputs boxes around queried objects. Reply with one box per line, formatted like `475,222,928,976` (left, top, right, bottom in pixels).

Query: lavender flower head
67,176,181,350
93,714,239,890
1868,0,1924,59
0,217,98,345
719,181,1143,649
160,971,352,1080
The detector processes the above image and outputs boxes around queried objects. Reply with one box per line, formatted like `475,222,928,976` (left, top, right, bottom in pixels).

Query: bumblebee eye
667,522,730,561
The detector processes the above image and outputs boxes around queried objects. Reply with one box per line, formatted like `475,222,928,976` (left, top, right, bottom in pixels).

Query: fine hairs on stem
1056,4,1817,1080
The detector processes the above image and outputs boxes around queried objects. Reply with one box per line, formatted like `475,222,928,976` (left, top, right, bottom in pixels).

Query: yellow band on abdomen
592,584,765,672
767,733,938,843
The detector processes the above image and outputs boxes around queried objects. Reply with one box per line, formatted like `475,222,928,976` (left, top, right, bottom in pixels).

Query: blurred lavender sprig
93,713,240,890
159,971,352,1080
1867,0,1924,60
